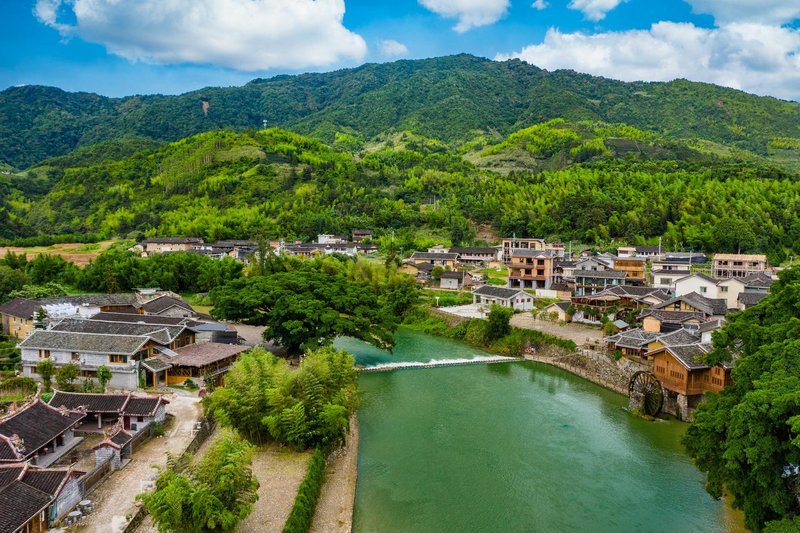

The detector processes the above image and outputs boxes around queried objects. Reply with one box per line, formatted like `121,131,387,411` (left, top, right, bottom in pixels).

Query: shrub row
282,447,327,533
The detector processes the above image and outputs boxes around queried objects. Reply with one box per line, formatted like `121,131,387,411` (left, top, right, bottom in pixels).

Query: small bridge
360,356,522,373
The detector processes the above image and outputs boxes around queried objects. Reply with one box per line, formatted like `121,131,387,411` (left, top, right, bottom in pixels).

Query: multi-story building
650,260,692,290
501,238,565,263
507,250,558,290
712,253,768,278
573,269,628,296
449,247,501,265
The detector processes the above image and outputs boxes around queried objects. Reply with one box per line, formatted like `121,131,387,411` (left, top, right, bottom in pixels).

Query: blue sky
2,0,799,99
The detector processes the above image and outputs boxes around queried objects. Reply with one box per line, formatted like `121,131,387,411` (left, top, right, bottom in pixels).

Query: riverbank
310,416,360,533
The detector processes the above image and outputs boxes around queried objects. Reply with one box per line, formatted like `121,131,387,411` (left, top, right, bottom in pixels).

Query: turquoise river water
335,328,740,533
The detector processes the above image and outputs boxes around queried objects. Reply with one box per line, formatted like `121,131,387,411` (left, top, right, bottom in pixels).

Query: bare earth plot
0,241,117,267
510,313,603,346
77,393,202,533
310,418,359,533
236,444,312,533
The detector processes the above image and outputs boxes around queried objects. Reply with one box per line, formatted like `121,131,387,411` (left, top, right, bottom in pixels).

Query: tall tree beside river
684,268,800,532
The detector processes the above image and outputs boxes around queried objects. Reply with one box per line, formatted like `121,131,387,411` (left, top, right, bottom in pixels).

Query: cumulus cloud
496,22,800,100
531,0,548,11
686,0,800,25
568,0,625,21
34,0,367,71
418,0,510,32
379,40,409,58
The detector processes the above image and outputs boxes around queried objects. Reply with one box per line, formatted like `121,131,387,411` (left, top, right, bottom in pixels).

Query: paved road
78,394,202,533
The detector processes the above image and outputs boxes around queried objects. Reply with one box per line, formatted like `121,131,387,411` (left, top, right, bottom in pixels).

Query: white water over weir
360,356,521,373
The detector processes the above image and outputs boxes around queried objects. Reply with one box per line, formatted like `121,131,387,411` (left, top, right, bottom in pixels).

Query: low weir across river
359,355,520,372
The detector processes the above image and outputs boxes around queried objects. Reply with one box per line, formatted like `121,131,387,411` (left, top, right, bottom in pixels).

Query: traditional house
639,309,706,333
131,237,204,257
712,253,769,278
599,256,647,285
501,237,565,263
20,330,164,389
651,292,728,321
573,269,628,296
49,390,168,434
541,301,572,322
471,286,533,311
352,230,374,243
449,247,500,265
92,424,134,471
571,285,670,324
0,462,85,531
0,398,85,467
398,262,436,283
649,259,692,290
410,252,459,268
156,342,250,387
604,329,662,361
439,271,473,290
140,295,197,318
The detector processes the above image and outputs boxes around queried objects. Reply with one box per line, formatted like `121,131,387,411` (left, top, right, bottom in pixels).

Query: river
335,328,742,533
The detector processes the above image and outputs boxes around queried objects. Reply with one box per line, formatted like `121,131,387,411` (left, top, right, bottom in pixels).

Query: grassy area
421,289,473,307
482,266,508,286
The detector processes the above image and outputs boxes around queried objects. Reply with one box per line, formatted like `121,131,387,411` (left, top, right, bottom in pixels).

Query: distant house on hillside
472,286,533,311
130,237,204,257
439,271,473,290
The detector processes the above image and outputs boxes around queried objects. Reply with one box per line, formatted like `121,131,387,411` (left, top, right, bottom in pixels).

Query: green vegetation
3,55,800,169
143,430,259,532
210,256,417,354
36,358,55,392
683,268,800,531
486,305,512,340
205,346,358,449
403,306,576,355
282,447,326,533
0,118,796,261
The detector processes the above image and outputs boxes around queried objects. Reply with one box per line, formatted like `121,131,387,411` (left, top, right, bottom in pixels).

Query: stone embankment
525,345,649,396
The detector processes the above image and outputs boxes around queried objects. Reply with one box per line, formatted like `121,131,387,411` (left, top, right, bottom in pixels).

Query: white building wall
674,276,717,298
54,477,83,520
717,279,745,310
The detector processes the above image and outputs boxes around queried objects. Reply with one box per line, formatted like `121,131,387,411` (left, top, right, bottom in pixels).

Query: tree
683,268,800,531
36,358,55,392
210,262,400,354
0,265,29,303
144,430,259,532
55,363,80,391
97,365,112,392
205,346,358,449
486,305,513,340
431,266,444,282
33,308,48,330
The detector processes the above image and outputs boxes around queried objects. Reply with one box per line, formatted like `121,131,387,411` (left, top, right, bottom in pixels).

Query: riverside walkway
360,356,521,373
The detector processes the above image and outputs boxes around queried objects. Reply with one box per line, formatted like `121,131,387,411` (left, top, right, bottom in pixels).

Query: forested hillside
3,121,799,263
2,54,800,168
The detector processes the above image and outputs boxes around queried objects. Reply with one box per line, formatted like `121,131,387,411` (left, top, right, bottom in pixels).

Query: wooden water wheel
628,371,663,416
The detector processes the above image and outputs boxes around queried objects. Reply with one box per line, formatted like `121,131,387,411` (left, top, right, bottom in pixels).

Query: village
0,232,778,532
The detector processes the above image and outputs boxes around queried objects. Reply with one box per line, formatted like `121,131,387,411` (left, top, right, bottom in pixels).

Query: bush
486,305,512,340
464,319,489,345
282,448,326,533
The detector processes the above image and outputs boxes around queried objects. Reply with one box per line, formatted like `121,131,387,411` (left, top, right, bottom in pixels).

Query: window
71,352,80,361
660,278,670,285
700,286,707,293
109,354,127,364
38,349,50,359
720,286,728,293
137,416,144,422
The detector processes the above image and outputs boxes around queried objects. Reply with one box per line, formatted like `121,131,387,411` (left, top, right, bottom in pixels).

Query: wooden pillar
165,368,169,385
152,371,156,389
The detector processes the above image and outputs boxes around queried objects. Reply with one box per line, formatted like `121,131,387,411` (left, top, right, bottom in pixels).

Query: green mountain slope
2,54,799,168
4,123,799,263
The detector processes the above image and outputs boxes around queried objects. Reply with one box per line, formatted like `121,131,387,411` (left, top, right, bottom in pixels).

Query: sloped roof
0,400,85,461
738,292,767,307
410,252,459,260
549,283,571,292
714,253,767,262
89,312,188,326
50,391,129,413
51,318,183,344
659,328,701,347
511,249,558,258
449,247,497,255
141,358,172,373
654,292,728,316
142,237,203,244
0,480,52,532
574,269,628,279
19,330,150,355
124,396,166,416
159,342,250,368
605,328,661,349
472,285,527,300
639,309,705,323
742,272,775,289
675,272,718,285
0,298,41,320
141,295,194,315
666,344,712,369
440,271,469,280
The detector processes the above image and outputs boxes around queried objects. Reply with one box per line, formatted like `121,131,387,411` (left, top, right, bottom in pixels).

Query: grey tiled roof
0,480,52,532
605,328,661,349
472,286,527,300
449,247,497,255
659,328,701,347
142,358,172,373
90,312,188,326
742,272,775,289
0,298,41,319
738,292,767,307
51,318,183,344
667,344,712,370
511,249,558,258
654,292,728,316
19,330,150,355
574,269,628,279
0,400,85,462
410,252,459,260
50,391,129,413
141,296,194,315
142,237,203,244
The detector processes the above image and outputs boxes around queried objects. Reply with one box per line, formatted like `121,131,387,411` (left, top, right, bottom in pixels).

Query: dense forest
2,119,800,262
2,54,800,168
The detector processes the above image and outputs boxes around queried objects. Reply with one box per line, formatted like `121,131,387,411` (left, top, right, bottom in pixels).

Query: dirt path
77,394,202,533
237,444,312,533
310,418,359,533
511,314,603,346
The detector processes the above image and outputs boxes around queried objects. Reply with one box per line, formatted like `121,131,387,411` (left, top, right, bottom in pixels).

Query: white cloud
686,0,800,25
568,0,625,22
532,0,548,11
379,40,409,58
418,0,510,32
496,22,800,100
34,0,367,71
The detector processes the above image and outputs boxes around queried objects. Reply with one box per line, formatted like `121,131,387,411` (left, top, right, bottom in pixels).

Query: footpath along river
335,328,743,533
